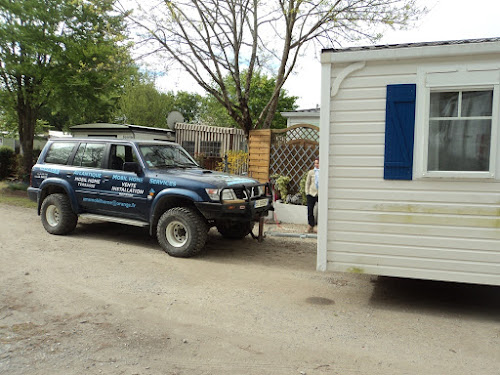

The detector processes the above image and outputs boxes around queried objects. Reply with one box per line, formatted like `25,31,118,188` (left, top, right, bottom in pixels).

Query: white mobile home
280,107,320,128
318,38,500,286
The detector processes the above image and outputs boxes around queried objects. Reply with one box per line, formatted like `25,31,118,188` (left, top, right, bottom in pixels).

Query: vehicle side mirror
123,162,142,175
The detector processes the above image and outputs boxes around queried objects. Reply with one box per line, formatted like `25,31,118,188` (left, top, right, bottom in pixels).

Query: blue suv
28,139,273,257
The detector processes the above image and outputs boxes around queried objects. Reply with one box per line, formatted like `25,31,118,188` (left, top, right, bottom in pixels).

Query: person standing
305,158,319,233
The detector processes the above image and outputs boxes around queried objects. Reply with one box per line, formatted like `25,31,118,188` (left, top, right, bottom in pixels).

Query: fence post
248,129,271,183
223,154,229,173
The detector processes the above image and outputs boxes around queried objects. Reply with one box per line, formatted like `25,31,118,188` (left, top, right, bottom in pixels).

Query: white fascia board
316,62,332,272
321,41,500,64
280,111,320,118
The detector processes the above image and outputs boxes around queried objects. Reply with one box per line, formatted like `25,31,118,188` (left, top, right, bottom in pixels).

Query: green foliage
112,74,204,127
114,79,174,127
173,91,204,123
0,0,136,175
0,104,17,136
299,171,308,205
0,146,15,179
6,181,29,191
43,1,136,127
200,71,298,129
270,174,291,201
0,113,50,137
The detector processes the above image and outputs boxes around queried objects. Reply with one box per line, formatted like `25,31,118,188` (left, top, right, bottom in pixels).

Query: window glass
428,120,491,171
140,144,197,168
72,143,105,168
200,141,221,156
44,142,76,165
462,91,493,116
72,144,86,166
108,145,138,170
428,90,493,172
429,92,458,117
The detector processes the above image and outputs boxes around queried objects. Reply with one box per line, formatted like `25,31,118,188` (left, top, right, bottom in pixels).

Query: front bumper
195,183,274,222
195,195,273,222
27,187,39,202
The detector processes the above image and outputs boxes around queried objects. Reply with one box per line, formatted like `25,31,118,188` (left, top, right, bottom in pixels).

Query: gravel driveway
0,204,499,375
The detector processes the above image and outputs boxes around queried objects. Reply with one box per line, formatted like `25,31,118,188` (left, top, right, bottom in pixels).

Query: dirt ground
0,203,499,375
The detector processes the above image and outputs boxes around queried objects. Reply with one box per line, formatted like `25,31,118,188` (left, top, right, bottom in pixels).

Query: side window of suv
108,144,138,171
44,142,77,165
72,143,106,168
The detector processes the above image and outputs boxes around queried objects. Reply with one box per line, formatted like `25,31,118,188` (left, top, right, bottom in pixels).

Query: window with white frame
427,89,493,172
415,66,499,179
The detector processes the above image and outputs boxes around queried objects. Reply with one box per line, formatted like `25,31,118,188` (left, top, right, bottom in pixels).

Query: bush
270,174,290,201
215,150,249,175
0,146,16,180
7,181,29,191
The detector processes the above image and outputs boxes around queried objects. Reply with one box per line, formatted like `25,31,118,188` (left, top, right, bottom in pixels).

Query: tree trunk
17,101,36,182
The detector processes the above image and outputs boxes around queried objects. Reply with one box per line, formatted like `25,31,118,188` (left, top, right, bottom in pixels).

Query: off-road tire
40,193,78,235
157,207,208,257
216,220,254,239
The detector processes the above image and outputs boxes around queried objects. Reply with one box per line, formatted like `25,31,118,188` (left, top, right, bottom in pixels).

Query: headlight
222,189,237,200
205,188,237,201
205,188,220,201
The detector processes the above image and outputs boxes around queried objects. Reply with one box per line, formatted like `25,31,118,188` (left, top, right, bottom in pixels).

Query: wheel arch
38,179,79,215
149,189,205,235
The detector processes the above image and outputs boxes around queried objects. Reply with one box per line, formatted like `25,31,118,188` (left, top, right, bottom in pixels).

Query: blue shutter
384,84,416,180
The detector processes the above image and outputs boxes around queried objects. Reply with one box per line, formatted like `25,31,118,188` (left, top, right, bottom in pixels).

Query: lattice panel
271,126,319,146
269,125,319,195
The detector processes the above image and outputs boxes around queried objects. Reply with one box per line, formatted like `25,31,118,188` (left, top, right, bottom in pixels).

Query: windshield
140,144,199,169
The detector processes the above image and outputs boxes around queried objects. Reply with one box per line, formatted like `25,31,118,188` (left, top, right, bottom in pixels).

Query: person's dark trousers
306,194,318,227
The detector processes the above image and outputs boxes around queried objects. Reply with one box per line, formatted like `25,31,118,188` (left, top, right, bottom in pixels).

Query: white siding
287,116,320,127
325,57,500,286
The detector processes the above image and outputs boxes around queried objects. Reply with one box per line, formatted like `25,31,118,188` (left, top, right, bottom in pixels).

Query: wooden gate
248,124,319,194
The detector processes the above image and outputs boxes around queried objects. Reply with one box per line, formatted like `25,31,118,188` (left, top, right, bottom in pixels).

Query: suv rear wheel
157,207,208,257
40,193,78,235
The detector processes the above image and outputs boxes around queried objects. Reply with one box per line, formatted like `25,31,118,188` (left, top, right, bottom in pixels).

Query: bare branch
128,0,424,135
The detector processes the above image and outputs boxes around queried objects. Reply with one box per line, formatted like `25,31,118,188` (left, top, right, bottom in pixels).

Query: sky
152,0,500,110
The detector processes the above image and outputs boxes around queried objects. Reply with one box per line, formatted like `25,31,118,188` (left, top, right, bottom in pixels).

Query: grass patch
7,182,29,191
0,181,36,209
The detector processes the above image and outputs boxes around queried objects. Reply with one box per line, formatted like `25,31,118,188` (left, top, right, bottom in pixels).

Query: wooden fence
248,129,272,182
175,123,248,172
248,124,319,193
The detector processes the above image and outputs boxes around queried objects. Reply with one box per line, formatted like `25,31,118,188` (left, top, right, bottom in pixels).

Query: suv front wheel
156,207,208,257
40,193,78,235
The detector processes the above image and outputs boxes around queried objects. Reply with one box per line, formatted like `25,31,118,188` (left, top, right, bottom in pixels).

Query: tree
0,0,134,178
172,91,204,123
127,0,422,138
113,74,205,127
200,71,298,129
114,79,175,127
